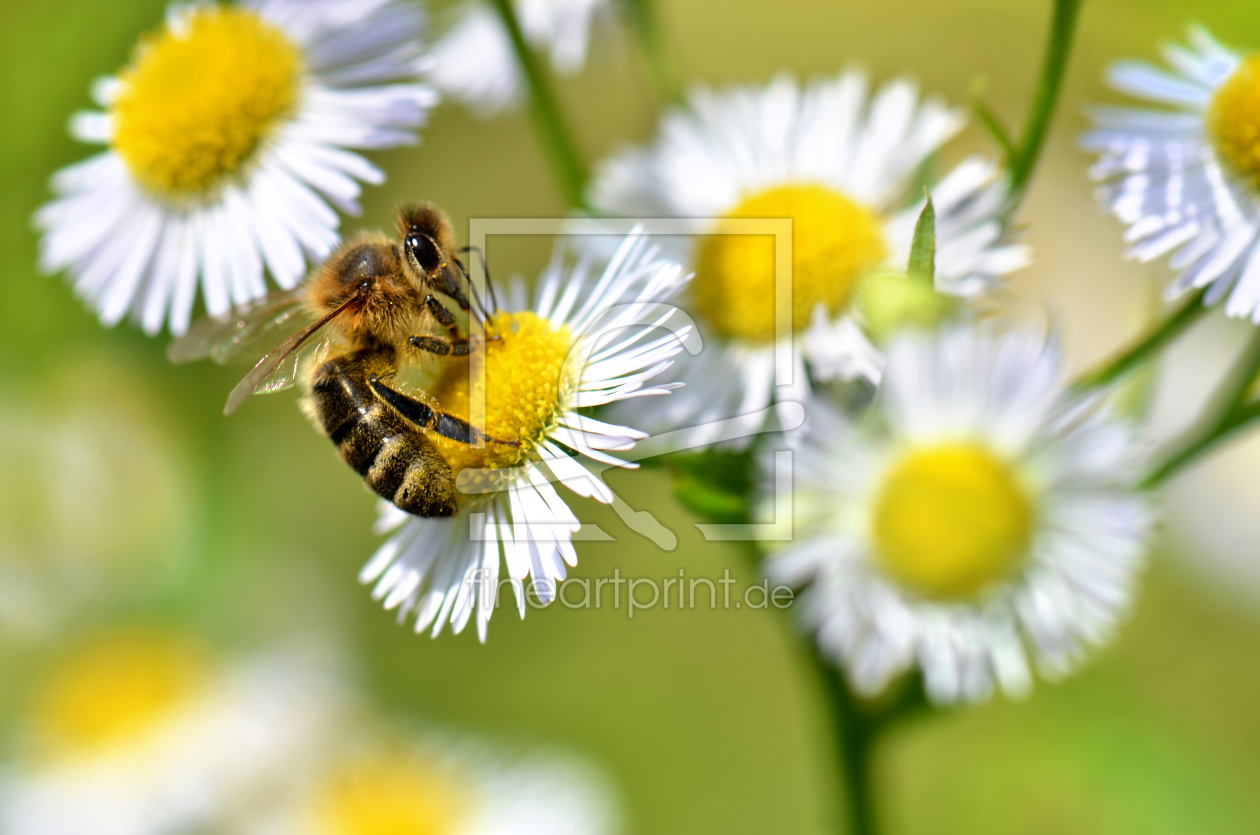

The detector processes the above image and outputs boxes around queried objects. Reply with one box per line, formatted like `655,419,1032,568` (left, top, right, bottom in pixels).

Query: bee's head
404,227,446,280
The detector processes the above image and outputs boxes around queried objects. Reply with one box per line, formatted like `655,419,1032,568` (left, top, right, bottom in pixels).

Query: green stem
1142,327,1260,487
809,648,879,835
488,0,589,207
702,461,929,835
1070,288,1209,393
732,539,878,834
1008,0,1084,204
621,0,684,106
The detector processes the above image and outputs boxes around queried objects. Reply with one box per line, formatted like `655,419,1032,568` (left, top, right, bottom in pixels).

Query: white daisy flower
242,733,618,835
1082,26,1260,321
761,327,1155,704
36,0,437,336
0,629,344,834
360,232,690,641
427,0,612,117
588,70,1032,447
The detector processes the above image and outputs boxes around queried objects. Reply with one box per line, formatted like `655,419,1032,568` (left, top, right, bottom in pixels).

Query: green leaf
907,195,936,284
671,473,750,524
666,449,755,525
973,100,1017,160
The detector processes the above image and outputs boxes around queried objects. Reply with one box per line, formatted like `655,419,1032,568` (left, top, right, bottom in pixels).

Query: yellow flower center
871,444,1033,600
315,754,464,835
32,629,211,757
692,184,888,343
1209,54,1260,187
111,6,301,198
429,311,574,481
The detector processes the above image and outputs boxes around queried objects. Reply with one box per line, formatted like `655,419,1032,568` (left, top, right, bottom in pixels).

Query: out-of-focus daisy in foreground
361,233,690,641
0,628,342,834
1084,26,1260,322
589,71,1031,446
428,0,612,117
243,732,618,835
761,328,1154,704
36,0,436,336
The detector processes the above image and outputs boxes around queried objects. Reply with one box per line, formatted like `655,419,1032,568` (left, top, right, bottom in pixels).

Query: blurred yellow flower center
111,6,301,197
692,184,888,343
430,311,574,478
316,754,463,835
1209,54,1260,187
872,444,1033,599
33,629,210,757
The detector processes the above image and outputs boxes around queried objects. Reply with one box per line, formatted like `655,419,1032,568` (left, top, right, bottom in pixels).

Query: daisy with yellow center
36,0,436,336
0,629,344,834
761,328,1154,704
427,0,613,117
362,233,690,641
588,71,1030,447
1085,25,1260,322
244,735,618,835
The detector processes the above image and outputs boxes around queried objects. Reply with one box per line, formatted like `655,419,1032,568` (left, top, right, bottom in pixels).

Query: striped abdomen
309,346,457,517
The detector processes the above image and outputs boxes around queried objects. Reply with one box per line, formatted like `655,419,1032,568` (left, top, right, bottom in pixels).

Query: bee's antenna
460,246,500,314
449,258,490,323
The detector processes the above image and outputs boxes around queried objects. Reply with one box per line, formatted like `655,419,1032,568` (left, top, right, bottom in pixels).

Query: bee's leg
409,295,499,357
368,377,520,447
408,334,469,357
436,265,474,313
424,294,466,340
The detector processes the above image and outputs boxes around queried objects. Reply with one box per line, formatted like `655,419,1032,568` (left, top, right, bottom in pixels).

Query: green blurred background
3,0,1260,831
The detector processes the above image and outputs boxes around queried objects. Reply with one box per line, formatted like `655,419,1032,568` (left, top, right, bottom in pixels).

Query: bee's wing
223,290,367,416
167,288,310,366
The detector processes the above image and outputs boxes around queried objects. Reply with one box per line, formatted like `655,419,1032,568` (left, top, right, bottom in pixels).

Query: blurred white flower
360,233,691,641
761,327,1155,704
1083,25,1260,322
242,734,619,835
36,0,437,336
0,630,344,834
0,367,191,641
428,0,612,117
589,71,1030,449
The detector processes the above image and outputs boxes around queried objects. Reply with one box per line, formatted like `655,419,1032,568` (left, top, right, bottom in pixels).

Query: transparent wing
247,330,338,398
167,288,310,366
223,291,367,415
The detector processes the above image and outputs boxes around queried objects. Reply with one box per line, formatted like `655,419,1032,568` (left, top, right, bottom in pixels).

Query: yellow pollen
111,6,301,197
1209,54,1260,187
692,184,888,343
871,444,1033,600
429,311,574,479
315,753,464,835
32,628,211,757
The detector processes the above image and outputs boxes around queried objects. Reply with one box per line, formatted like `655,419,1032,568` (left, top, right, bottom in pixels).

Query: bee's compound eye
406,232,445,277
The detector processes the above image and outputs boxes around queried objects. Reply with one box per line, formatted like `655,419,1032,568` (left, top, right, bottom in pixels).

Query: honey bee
170,203,515,517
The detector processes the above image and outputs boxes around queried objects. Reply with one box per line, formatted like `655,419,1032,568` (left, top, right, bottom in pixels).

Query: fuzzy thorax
307,235,426,347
